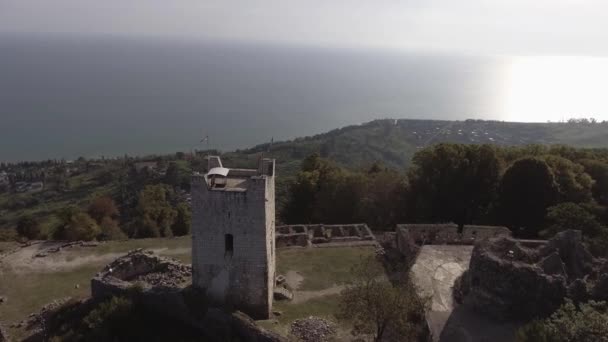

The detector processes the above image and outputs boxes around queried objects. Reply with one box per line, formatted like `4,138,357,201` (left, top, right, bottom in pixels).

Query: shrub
98,217,127,241
131,185,176,238
0,228,18,242
88,196,119,224
171,203,191,236
59,212,100,241
543,202,603,238
16,215,41,240
516,300,608,342
338,257,428,341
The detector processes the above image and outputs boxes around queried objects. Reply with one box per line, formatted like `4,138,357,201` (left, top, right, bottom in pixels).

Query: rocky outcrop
463,230,608,320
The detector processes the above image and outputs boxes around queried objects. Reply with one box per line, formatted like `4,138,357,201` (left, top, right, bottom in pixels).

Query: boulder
540,230,593,279
273,287,293,301
538,252,566,276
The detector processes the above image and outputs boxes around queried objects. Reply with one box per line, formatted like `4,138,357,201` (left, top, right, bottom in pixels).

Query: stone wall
396,224,511,246
191,158,275,320
275,224,375,248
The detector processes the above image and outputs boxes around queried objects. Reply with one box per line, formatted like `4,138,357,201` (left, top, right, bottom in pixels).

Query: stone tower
191,156,276,319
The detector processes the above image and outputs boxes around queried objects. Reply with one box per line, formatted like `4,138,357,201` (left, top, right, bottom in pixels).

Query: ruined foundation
275,223,375,248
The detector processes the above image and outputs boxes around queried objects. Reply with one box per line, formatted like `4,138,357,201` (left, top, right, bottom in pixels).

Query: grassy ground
276,246,375,291
0,238,375,340
263,246,377,339
0,237,191,329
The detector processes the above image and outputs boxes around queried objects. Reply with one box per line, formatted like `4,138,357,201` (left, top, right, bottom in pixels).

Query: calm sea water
1,34,606,162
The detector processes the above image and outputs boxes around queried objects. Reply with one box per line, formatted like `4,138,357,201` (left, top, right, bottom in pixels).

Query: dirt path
0,243,191,274
292,285,345,304
283,269,345,304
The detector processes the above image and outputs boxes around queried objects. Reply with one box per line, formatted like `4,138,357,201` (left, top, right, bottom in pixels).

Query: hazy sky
1,0,607,55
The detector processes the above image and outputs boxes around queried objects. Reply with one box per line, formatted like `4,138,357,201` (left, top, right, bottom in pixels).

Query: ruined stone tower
191,156,275,319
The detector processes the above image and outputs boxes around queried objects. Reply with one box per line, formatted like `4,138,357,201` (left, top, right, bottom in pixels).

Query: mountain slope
229,119,608,173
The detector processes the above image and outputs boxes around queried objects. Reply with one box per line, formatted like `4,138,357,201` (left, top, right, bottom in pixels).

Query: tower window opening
225,234,234,257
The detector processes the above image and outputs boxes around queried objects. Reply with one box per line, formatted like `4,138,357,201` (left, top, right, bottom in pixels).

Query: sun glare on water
501,56,608,123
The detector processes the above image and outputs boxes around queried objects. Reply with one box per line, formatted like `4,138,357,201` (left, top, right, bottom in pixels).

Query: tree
544,155,593,204
543,202,603,238
171,203,191,236
163,161,192,190
88,196,119,224
360,169,408,229
63,212,101,241
338,257,427,342
407,144,501,227
282,155,338,224
131,185,177,238
499,157,559,237
163,162,180,187
516,300,608,342
99,217,127,241
580,159,608,206
16,215,41,240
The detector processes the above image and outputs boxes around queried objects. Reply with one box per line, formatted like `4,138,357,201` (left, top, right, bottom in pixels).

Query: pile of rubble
463,230,608,320
98,249,191,286
92,249,192,300
290,317,336,342
10,298,71,332
132,261,191,287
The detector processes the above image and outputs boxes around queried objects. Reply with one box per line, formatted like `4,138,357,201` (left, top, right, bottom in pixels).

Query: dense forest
282,144,608,255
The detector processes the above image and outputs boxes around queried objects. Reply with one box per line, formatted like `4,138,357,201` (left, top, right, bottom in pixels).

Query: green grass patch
0,238,374,342
89,236,191,256
0,265,97,325
276,246,375,291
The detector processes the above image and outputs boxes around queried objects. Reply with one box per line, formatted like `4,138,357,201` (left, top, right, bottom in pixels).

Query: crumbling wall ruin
91,249,191,298
396,224,511,247
275,224,375,248
461,230,608,320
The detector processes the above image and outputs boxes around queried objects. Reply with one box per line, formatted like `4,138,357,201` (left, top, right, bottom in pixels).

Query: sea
2,34,607,162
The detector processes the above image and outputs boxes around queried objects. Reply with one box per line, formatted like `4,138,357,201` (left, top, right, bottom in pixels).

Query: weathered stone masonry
191,156,276,319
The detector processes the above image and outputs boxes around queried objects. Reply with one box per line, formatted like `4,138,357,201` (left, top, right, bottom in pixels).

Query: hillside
236,119,608,172
2,118,608,235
